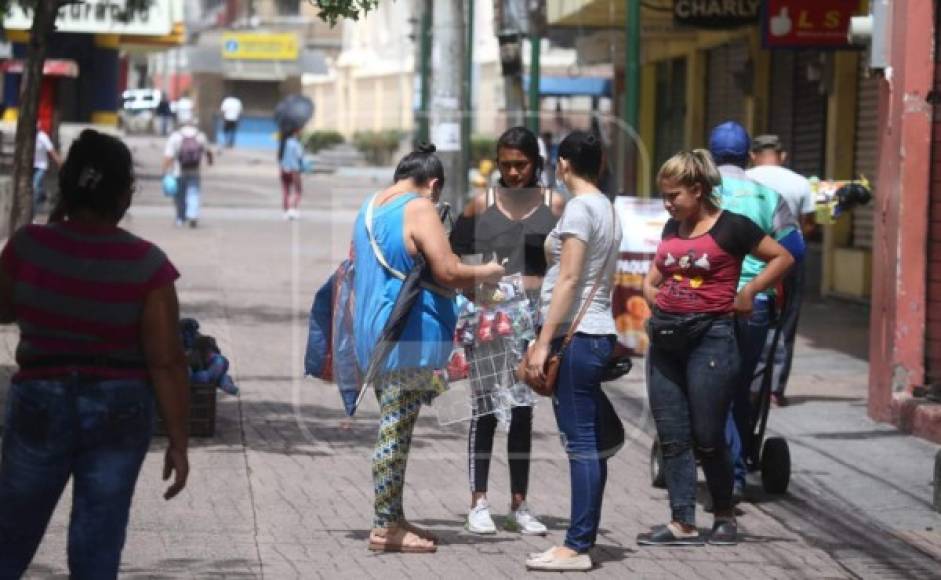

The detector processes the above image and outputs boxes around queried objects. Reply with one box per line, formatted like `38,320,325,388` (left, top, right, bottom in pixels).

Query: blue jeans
176,174,200,222
32,168,47,213
648,319,740,525
0,378,154,579
551,333,618,553
726,294,774,487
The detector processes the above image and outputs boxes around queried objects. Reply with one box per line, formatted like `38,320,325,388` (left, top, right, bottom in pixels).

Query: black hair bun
415,141,437,154
584,133,599,146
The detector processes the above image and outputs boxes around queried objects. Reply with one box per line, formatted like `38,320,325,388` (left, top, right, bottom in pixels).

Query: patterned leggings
372,368,441,528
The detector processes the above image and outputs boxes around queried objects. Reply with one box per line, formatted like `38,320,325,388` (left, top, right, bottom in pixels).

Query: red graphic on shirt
655,234,742,314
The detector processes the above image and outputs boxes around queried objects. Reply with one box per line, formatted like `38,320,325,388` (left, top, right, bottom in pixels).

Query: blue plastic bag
162,174,178,198
305,255,362,416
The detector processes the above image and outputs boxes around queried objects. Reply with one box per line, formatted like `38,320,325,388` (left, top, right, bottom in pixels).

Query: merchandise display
435,274,537,426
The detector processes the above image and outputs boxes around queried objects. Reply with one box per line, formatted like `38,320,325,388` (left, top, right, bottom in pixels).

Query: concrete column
821,52,860,297
868,0,933,425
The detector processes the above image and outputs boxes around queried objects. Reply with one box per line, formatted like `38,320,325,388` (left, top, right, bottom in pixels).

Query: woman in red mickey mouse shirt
637,150,792,547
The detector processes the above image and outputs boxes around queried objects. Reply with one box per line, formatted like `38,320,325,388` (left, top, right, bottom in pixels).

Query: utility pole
417,0,432,143
623,0,641,194
461,0,474,182
526,30,540,134
496,0,525,128
431,0,467,211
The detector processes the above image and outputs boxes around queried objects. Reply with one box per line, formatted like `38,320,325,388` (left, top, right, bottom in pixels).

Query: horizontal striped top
0,222,180,381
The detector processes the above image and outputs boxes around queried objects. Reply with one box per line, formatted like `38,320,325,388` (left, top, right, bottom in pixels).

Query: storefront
2,0,183,127
183,30,326,149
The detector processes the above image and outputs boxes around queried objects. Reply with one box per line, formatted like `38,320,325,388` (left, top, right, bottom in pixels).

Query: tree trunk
8,0,59,237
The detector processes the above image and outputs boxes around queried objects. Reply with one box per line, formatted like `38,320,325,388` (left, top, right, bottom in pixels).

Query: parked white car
119,88,162,133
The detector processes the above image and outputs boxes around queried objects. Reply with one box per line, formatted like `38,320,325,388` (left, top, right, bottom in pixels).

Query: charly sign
3,0,174,36
674,0,761,29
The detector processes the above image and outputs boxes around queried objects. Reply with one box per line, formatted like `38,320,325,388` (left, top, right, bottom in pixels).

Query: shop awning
548,0,627,28
523,76,612,98
2,59,79,77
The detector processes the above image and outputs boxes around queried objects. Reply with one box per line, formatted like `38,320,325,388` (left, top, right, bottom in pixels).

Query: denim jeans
648,319,739,525
32,168,47,213
726,293,775,487
176,174,200,222
551,333,619,553
0,378,154,579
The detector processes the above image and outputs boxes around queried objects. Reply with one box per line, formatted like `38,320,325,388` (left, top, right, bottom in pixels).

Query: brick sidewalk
14,146,939,578
22,204,849,579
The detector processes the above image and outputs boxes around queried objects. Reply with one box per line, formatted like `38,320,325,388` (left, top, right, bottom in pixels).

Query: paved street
7,137,941,578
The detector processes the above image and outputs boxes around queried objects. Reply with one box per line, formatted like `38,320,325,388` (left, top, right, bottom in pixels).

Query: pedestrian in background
220,95,242,149
523,131,622,572
450,126,560,537
356,143,504,554
156,96,173,136
638,150,792,548
0,130,190,579
163,117,212,228
174,91,194,125
708,122,803,500
279,127,304,220
32,124,61,216
747,134,815,407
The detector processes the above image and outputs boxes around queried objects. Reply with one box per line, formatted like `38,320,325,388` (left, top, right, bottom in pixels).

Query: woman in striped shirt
0,130,191,579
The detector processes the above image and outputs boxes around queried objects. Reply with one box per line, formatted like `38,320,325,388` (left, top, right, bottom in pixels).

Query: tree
308,0,380,26
2,0,61,237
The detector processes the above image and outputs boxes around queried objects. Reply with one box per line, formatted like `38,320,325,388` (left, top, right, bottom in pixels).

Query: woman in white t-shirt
523,131,623,572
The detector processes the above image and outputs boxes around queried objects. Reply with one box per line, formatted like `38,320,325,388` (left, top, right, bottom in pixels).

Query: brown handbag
516,203,617,397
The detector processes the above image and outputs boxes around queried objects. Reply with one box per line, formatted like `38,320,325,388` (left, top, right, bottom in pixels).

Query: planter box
154,383,217,438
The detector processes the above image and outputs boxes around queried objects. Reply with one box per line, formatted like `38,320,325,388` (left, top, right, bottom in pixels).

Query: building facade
2,0,185,129
547,0,941,443
302,0,589,139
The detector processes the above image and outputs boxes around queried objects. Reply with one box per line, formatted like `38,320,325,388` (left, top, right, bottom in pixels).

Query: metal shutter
704,42,748,141
789,50,827,178
653,56,687,186
852,58,880,250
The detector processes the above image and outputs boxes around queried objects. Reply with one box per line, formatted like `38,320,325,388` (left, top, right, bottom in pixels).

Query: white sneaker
507,502,548,535
465,499,497,534
283,211,292,221
291,208,301,219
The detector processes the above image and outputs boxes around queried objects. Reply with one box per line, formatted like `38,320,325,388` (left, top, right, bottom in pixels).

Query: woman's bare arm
734,236,795,315
140,284,190,499
407,198,504,289
642,262,663,307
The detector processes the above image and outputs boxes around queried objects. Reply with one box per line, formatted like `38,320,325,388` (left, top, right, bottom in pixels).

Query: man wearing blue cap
708,121,803,500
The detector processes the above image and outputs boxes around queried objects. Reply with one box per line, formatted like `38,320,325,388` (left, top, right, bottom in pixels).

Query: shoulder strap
543,187,552,207
365,194,456,298
486,187,496,207
365,194,407,281
561,201,618,348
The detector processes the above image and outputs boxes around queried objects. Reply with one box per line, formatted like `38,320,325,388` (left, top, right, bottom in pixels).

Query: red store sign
763,0,864,48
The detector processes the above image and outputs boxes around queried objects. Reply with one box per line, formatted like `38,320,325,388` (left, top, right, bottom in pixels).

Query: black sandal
636,523,704,546
708,519,738,545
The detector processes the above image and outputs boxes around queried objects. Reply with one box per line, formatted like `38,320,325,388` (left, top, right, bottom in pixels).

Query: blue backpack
305,249,361,415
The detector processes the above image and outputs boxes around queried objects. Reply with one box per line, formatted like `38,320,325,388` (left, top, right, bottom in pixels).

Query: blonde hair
657,149,722,210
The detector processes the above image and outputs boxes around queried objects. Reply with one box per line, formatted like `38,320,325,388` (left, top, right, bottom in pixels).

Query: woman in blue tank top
355,143,504,554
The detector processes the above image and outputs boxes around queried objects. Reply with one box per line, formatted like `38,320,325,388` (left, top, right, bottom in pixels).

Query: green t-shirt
715,166,796,291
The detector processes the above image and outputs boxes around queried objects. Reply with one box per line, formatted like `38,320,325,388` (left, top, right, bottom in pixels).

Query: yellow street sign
221,33,299,61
